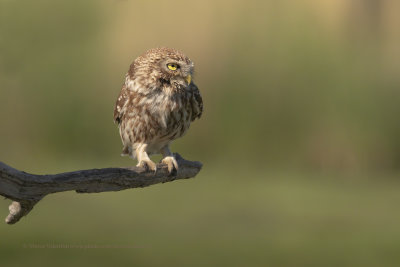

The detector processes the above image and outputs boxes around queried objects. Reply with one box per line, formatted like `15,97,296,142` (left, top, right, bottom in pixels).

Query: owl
113,47,203,173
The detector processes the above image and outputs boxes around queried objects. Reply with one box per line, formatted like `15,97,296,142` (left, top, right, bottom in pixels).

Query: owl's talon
137,159,157,172
161,156,178,174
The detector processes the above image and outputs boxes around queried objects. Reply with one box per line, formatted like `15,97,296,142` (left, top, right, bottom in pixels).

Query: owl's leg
160,145,178,174
135,144,157,172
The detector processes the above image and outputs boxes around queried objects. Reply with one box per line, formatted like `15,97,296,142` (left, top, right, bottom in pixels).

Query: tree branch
0,153,202,224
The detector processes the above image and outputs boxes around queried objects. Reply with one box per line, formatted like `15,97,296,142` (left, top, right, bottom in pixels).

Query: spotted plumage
113,47,203,173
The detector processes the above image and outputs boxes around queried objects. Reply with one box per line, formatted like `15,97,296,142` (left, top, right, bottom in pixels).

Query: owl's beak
186,74,192,85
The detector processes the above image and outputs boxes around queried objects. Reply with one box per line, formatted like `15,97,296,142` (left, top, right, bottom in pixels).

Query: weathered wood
0,153,202,224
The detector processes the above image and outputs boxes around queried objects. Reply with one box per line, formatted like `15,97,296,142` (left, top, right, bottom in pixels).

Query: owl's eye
167,63,179,71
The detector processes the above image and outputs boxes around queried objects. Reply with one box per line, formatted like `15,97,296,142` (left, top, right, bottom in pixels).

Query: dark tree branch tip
0,153,202,224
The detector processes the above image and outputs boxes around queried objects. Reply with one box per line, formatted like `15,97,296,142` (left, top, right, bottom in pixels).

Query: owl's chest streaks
121,90,193,144
164,92,193,138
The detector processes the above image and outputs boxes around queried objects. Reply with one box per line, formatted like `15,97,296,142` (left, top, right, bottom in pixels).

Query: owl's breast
152,91,193,140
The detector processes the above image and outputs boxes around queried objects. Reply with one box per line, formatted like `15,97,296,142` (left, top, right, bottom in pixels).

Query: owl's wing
113,86,129,124
189,83,203,121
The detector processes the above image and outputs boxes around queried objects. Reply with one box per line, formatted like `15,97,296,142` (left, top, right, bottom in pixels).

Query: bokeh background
1,0,400,266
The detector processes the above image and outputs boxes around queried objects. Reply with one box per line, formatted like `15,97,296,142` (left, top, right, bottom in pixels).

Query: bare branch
0,153,202,224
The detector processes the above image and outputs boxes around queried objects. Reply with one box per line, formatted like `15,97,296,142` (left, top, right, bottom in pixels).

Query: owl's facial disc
162,60,193,86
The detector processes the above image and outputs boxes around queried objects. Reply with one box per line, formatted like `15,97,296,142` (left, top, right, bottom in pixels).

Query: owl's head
128,47,194,93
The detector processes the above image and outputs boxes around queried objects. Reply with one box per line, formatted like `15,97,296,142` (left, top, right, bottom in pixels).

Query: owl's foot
161,156,178,175
137,159,157,172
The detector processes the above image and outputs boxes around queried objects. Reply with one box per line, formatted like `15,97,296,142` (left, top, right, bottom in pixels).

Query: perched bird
113,47,203,173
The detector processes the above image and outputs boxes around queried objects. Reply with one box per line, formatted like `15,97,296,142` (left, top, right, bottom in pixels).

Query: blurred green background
1,0,400,266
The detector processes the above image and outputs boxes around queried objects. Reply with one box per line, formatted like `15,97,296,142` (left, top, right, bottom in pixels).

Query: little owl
113,47,203,173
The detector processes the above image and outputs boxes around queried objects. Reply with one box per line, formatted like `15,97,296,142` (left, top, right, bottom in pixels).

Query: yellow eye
167,63,179,71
